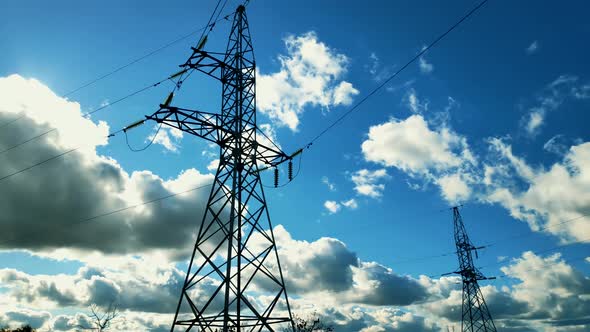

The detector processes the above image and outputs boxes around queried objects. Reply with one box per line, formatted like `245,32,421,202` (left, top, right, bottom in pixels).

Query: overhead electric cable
479,236,590,271
303,0,489,149
483,214,590,248
9,182,215,243
78,182,214,224
390,214,589,266
0,5,234,141
0,78,169,157
428,235,590,278
0,114,25,129
496,255,590,279
62,9,233,98
125,123,162,152
0,120,140,183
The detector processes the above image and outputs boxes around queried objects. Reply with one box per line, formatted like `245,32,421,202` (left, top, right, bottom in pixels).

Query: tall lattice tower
449,207,497,332
146,5,296,331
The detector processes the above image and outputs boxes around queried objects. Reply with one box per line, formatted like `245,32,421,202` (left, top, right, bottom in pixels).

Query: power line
0,5,234,142
479,236,590,272
125,123,162,152
0,78,168,157
0,128,57,155
0,113,25,129
429,235,590,278
303,0,489,149
391,214,588,266
0,123,133,183
390,250,457,266
0,146,81,183
433,255,590,281
62,10,233,98
195,0,231,47
4,182,215,244
305,0,489,147
484,214,590,248
78,182,214,224
496,255,590,280
0,1,237,154
0,1,241,175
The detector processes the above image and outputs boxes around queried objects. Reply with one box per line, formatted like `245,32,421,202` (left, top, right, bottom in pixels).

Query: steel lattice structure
449,207,497,332
146,5,295,332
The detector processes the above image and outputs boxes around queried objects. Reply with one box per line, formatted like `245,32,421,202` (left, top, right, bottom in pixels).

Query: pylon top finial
237,5,245,13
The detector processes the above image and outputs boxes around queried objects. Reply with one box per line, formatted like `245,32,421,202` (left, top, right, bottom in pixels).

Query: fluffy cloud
324,200,341,214
324,199,358,214
358,95,480,204
257,32,359,131
0,309,51,329
436,173,471,203
2,231,590,331
341,198,358,210
148,125,183,152
501,252,590,325
319,307,439,332
348,262,429,306
0,261,183,313
3,74,590,332
0,253,230,330
361,115,474,175
351,168,389,198
0,74,215,259
416,251,590,331
483,138,590,242
266,226,429,307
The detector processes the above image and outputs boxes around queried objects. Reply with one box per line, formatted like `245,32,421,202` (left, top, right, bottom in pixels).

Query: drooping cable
125,123,162,152
0,78,168,157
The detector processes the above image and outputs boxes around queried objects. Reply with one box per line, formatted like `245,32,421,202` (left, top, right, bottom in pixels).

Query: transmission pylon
145,5,296,331
444,207,497,332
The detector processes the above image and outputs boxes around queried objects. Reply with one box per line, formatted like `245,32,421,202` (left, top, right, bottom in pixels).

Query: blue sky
1,0,589,331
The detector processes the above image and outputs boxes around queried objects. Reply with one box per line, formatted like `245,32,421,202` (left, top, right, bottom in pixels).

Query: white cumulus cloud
351,169,389,198
361,114,474,175
483,138,590,242
324,200,341,214
341,198,358,210
257,32,359,131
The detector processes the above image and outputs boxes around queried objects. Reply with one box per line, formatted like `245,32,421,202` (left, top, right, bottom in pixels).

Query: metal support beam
450,207,497,332
147,5,295,332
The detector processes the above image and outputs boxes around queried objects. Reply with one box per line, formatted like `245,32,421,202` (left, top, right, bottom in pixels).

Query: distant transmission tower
145,5,296,332
445,207,497,332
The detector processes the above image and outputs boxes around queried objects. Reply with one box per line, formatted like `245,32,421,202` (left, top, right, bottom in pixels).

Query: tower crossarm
451,268,490,282
146,105,294,168
181,50,237,86
253,143,296,168
146,106,222,145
